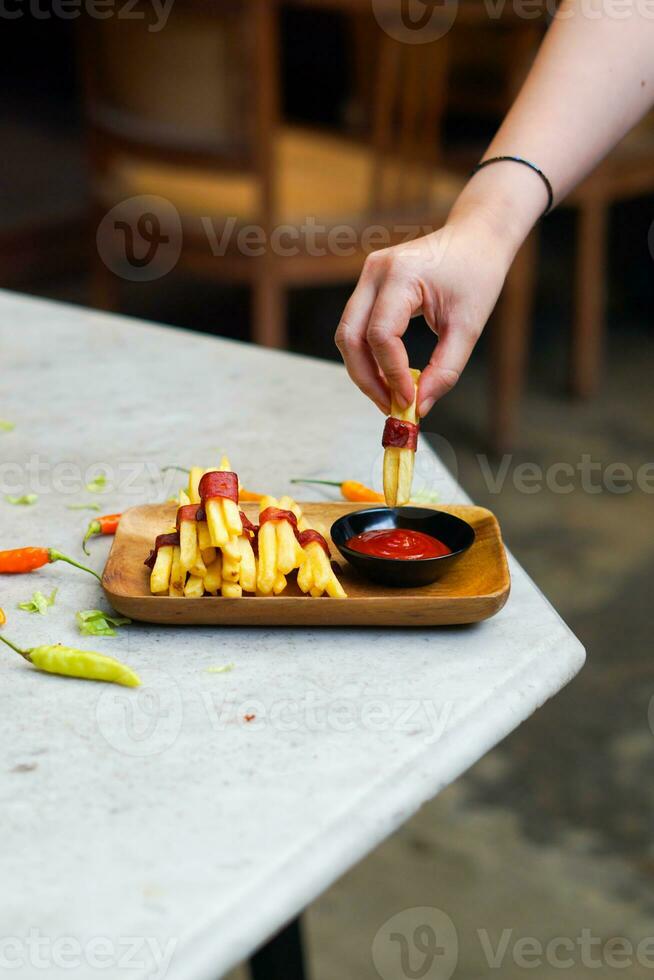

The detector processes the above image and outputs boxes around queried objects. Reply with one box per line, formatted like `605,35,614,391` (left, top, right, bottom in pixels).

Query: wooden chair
79,0,466,348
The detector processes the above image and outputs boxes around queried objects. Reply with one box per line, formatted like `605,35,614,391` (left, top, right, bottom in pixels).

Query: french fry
198,521,213,551
222,551,240,583
273,571,287,595
205,498,229,548
256,496,278,594
184,574,205,598
188,467,204,504
217,456,243,536
223,534,242,561
222,582,242,598
325,571,347,598
204,555,222,593
307,543,330,591
310,587,323,598
150,545,173,594
179,517,198,572
237,536,257,593
189,552,208,578
197,522,216,565
169,546,185,597
297,557,313,594
383,368,421,507
278,495,306,570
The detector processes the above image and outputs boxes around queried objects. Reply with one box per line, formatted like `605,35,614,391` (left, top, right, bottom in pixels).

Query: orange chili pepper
82,513,122,554
0,608,6,626
290,479,385,503
0,547,101,580
238,488,265,502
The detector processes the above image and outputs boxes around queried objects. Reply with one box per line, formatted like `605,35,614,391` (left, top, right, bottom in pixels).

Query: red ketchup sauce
346,528,451,560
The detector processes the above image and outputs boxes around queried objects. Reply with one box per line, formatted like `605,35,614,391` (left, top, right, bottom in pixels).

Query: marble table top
0,291,584,980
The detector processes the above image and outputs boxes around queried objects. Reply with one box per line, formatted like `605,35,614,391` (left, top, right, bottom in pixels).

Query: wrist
447,160,547,260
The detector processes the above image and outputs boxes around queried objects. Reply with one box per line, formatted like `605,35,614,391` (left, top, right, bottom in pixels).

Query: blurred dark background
2,7,653,977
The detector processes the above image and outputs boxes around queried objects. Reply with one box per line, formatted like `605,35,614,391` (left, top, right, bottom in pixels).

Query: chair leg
489,230,538,455
252,269,288,348
91,255,121,312
570,201,607,399
249,916,308,980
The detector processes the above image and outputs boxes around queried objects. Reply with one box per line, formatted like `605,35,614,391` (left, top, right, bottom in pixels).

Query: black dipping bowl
330,506,475,588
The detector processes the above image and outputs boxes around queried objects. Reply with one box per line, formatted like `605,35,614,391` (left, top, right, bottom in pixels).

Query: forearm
448,0,654,255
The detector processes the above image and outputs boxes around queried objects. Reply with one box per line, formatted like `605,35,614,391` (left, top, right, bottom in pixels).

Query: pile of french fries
149,458,347,599
383,368,421,507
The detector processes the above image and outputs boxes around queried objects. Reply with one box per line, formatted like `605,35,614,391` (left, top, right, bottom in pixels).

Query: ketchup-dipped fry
169,546,185,597
383,368,421,507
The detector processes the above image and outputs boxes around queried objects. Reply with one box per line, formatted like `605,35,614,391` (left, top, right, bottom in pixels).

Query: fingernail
419,398,435,417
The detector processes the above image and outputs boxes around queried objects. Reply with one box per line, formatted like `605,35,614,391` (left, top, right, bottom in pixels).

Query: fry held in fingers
383,368,420,507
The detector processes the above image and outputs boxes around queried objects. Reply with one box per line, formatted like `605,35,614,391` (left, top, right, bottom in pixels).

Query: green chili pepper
0,635,140,687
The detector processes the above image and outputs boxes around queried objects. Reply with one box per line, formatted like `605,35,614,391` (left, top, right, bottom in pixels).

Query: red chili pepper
0,547,101,581
82,514,122,555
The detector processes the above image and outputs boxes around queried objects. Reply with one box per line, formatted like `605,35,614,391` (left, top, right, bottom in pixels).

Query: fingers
417,325,475,416
366,283,419,410
335,278,390,413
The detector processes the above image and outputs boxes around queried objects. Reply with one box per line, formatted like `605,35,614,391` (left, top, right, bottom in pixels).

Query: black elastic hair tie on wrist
469,155,554,218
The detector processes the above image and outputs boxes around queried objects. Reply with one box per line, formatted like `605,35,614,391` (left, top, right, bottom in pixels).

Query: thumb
417,327,476,416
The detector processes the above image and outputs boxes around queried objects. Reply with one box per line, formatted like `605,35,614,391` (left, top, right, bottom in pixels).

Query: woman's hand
335,207,517,418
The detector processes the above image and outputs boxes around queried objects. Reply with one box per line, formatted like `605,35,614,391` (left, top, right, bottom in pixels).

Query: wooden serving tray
102,502,510,627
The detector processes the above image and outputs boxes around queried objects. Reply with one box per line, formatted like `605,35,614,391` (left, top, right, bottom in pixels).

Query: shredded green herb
6,494,38,506
411,489,440,504
206,663,235,674
18,589,57,615
66,502,102,512
76,609,131,637
0,420,15,432
85,474,108,493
